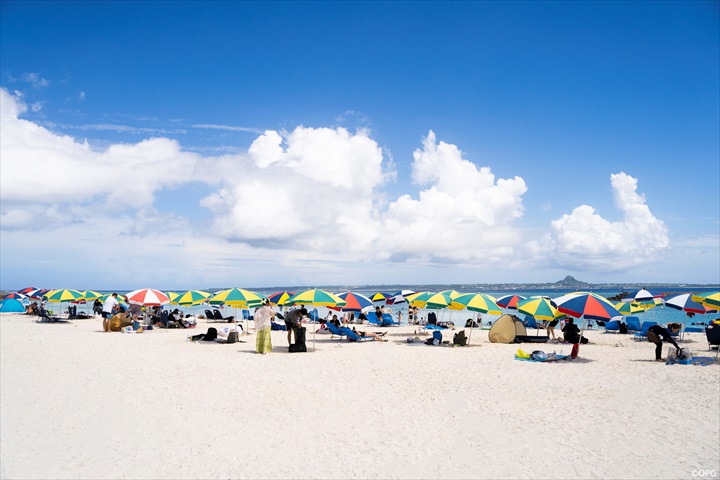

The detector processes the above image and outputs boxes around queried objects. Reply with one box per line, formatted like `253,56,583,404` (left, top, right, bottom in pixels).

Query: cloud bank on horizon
0,87,690,289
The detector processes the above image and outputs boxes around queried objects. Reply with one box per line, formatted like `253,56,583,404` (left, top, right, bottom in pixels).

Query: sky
1,1,718,291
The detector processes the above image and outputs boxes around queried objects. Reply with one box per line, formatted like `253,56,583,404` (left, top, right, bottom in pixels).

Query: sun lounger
626,316,642,332
706,324,720,358
633,321,658,340
325,321,348,340
212,310,234,323
338,326,374,342
604,320,620,333
381,313,397,326
36,306,66,323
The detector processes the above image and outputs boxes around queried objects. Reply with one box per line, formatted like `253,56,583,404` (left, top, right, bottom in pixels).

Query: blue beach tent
0,298,25,313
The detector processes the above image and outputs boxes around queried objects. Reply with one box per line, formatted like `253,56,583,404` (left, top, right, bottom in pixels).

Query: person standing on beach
101,293,119,332
254,298,275,354
284,306,307,346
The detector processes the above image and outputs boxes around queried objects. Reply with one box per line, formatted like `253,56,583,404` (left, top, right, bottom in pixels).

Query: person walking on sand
647,323,682,362
254,298,275,354
284,306,307,346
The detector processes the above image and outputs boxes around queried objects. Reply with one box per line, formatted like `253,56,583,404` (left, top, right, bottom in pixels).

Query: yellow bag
515,348,530,359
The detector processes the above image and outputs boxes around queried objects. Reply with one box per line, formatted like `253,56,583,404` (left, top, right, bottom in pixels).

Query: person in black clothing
561,318,588,358
647,323,682,361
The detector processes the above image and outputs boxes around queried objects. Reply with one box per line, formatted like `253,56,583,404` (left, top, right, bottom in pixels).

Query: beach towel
514,349,568,362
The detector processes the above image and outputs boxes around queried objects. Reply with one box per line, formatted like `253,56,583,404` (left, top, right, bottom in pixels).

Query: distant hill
554,275,590,287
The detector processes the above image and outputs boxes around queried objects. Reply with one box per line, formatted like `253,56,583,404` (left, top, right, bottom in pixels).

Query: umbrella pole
312,304,316,352
466,312,477,345
576,318,587,357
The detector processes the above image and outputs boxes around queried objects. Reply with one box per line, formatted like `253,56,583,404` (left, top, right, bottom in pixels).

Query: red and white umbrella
125,288,171,306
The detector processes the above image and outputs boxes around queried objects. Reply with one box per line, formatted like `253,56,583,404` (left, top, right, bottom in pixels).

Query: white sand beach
1,313,718,480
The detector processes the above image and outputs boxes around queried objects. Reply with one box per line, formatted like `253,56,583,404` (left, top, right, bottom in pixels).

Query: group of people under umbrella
9,285,719,359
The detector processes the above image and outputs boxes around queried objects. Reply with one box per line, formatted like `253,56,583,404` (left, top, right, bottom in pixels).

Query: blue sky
1,1,718,291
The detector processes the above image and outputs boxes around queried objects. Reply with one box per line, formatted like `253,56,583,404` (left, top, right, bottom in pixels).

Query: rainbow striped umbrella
332,291,373,312
554,292,621,321
666,294,717,315
517,297,562,321
174,290,211,306
496,294,526,310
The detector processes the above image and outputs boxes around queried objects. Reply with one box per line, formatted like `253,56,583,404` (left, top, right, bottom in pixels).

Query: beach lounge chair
604,320,620,333
626,317,642,332
524,316,539,329
36,306,66,323
368,313,383,326
338,326,374,342
633,321,658,340
706,324,720,358
381,313,397,326
212,310,234,323
325,321,348,341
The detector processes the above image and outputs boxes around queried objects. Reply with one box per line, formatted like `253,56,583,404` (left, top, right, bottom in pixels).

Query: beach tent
0,298,25,313
488,314,526,343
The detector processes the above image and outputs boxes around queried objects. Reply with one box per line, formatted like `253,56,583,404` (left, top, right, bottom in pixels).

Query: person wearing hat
254,298,276,354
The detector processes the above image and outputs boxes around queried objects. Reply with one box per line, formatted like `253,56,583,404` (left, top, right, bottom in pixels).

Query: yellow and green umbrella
81,290,103,301
44,289,84,303
692,291,720,310
405,291,434,308
174,290,211,306
454,293,502,315
615,301,644,316
517,297,563,321
284,289,346,307
209,288,264,308
284,289,346,352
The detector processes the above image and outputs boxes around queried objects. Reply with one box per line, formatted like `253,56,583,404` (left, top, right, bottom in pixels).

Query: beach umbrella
174,290,211,306
554,292,621,357
81,290,103,301
386,290,417,305
496,294,526,310
25,288,50,299
209,288,264,307
517,297,562,322
3,292,27,301
99,293,127,303
454,293,502,345
44,289,84,303
126,288,171,306
18,286,38,294
623,289,660,304
371,292,391,302
331,291,374,312
209,288,265,334
405,291,434,308
615,301,644,316
267,291,295,306
167,292,181,304
284,289,346,352
691,291,720,310
665,294,717,315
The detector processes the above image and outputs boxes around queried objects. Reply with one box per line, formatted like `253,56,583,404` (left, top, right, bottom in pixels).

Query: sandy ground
1,313,718,480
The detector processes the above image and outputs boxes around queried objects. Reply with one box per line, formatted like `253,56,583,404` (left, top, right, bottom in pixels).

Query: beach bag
619,322,628,334
109,315,122,332
289,327,307,352
132,320,141,331
453,330,468,346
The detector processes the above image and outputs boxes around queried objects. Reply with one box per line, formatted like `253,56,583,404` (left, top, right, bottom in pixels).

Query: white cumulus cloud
536,172,670,270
